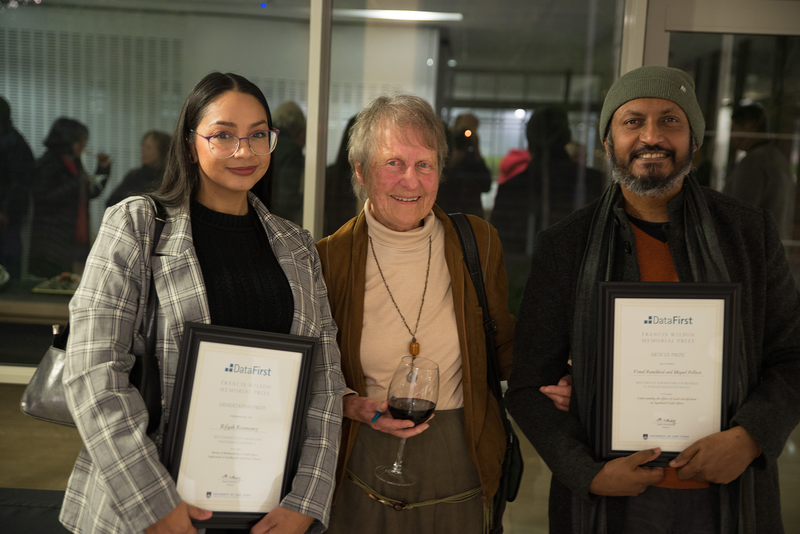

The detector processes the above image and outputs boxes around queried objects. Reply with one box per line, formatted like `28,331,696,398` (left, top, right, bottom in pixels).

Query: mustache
629,144,676,162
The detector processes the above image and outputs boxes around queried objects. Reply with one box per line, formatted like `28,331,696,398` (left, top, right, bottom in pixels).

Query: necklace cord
368,235,432,346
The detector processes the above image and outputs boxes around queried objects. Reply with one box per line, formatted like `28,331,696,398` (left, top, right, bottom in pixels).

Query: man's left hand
250,506,314,534
670,426,761,484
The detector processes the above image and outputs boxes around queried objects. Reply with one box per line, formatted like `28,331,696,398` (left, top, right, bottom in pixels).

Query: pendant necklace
368,234,432,357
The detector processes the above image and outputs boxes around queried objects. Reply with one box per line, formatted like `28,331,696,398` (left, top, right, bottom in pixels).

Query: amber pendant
409,342,420,356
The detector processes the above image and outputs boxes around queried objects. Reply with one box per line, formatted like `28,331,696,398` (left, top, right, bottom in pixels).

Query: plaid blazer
60,193,345,534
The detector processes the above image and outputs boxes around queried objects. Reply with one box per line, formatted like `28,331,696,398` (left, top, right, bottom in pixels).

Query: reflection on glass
0,1,309,368
670,32,800,534
669,33,800,267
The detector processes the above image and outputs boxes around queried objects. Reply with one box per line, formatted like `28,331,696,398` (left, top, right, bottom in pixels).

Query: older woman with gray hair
316,95,569,533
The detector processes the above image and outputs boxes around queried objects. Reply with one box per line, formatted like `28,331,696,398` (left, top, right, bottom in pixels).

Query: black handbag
19,199,167,435
449,213,523,533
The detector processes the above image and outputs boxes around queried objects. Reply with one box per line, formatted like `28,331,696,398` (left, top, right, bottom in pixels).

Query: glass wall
325,0,620,321
669,33,800,532
669,33,800,278
4,2,798,531
325,1,620,531
0,0,310,369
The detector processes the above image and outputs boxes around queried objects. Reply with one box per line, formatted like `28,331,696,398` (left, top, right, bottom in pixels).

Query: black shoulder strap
140,196,166,434
447,213,506,411
151,197,167,248
143,197,166,349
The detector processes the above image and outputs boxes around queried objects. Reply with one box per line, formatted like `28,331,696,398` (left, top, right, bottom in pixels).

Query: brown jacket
316,205,516,503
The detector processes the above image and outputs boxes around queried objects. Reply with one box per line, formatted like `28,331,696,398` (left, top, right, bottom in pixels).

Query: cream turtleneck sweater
361,200,464,410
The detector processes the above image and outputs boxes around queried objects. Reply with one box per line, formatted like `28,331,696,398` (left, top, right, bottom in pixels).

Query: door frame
621,0,800,75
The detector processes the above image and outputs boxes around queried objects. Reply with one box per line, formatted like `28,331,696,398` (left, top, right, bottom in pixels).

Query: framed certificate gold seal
162,322,317,529
595,282,740,467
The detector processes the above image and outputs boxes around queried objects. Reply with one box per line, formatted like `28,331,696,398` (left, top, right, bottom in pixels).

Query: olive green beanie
599,66,705,148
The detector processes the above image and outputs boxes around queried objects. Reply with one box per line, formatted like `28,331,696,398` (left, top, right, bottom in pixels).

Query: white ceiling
33,0,622,76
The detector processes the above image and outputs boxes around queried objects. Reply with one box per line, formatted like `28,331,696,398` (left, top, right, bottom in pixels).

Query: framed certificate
595,282,740,466
162,322,317,529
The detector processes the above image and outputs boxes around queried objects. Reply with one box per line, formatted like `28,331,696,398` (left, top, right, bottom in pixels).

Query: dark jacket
30,150,106,277
106,165,164,207
270,136,305,225
491,148,604,256
0,125,35,276
316,205,516,503
0,125,34,220
506,185,800,533
438,151,492,219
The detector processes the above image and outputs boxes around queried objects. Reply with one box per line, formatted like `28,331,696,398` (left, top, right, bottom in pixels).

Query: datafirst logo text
644,315,694,325
225,363,271,376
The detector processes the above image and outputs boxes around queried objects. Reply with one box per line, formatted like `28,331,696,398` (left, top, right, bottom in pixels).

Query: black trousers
621,486,718,534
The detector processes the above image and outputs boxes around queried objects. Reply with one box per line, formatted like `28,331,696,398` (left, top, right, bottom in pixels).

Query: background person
316,94,570,534
436,113,492,218
269,101,306,225
0,96,35,280
492,106,604,257
323,115,358,237
60,72,345,534
723,104,795,240
30,117,111,278
106,130,171,207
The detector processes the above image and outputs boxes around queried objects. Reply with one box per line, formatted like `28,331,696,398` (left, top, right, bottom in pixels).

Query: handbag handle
129,197,167,435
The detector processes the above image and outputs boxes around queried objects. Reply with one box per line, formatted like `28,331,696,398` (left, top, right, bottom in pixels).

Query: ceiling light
333,9,463,22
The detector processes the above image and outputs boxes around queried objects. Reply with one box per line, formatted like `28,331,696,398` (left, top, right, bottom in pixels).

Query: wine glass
374,356,439,486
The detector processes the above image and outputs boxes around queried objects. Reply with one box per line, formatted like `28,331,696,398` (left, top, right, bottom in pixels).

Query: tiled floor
1,383,798,533
0,384,82,491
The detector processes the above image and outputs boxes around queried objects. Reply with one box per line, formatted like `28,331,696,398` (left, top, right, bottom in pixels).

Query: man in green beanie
507,65,800,533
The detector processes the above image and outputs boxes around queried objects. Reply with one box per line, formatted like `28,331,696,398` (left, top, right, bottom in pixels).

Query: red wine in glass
375,356,439,486
388,397,436,425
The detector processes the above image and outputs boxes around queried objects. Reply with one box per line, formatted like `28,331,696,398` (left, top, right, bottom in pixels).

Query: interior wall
0,5,438,243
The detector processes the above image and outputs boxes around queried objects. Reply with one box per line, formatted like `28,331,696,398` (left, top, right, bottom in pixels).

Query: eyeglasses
193,129,280,159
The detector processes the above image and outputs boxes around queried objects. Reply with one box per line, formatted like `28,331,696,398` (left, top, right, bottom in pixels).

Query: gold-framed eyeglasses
193,129,280,159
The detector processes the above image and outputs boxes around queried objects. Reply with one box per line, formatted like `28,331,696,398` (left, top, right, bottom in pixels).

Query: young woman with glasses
60,72,345,534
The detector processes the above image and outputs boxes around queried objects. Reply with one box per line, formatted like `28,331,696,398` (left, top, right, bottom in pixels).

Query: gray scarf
569,173,754,534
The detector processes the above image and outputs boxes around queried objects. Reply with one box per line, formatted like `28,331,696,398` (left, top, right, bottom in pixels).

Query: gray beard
608,137,694,198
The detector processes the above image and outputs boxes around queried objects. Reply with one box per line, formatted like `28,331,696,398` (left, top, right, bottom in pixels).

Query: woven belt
345,469,481,511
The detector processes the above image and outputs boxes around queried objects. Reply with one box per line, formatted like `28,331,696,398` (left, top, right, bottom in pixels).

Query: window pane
669,32,800,267
325,2,619,531
0,1,309,368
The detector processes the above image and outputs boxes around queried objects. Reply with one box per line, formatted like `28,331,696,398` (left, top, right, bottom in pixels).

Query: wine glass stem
390,437,408,474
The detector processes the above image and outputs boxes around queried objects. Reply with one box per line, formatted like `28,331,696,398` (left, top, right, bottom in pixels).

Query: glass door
630,2,800,531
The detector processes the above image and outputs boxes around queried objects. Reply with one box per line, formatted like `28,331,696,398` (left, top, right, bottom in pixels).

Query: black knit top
190,200,293,334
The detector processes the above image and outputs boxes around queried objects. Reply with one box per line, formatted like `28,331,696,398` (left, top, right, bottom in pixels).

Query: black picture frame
162,322,317,530
595,282,740,467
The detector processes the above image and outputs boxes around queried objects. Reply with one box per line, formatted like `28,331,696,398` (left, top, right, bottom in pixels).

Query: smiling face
358,125,439,232
189,90,271,214
605,98,696,198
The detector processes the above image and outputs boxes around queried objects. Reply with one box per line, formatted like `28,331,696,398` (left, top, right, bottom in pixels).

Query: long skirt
326,408,484,534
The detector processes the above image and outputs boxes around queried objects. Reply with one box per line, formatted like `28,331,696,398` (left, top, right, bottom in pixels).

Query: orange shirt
630,222,709,490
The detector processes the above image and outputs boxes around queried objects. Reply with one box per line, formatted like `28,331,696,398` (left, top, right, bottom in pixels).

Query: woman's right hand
343,394,432,439
144,501,212,534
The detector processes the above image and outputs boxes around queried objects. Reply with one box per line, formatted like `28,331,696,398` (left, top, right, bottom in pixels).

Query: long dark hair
43,117,89,155
152,72,274,207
